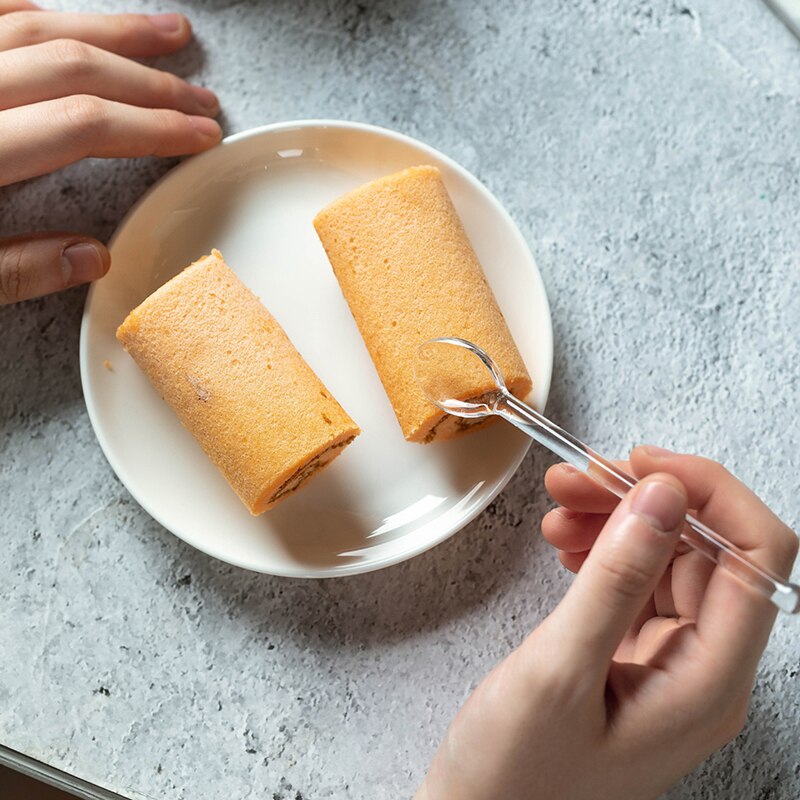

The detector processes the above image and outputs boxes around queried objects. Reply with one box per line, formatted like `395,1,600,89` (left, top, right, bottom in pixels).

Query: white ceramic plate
80,120,553,577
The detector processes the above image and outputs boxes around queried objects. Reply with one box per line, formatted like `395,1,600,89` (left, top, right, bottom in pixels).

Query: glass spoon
415,337,800,614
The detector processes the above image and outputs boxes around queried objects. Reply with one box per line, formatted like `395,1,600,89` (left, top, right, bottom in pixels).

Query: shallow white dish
80,120,553,577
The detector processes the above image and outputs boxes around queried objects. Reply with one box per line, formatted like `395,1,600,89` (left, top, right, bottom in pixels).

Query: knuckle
49,38,96,80
156,69,184,104
0,243,29,304
114,13,150,47
596,553,654,602
152,107,180,126
0,10,42,44
60,94,107,145
148,108,185,152
690,455,731,482
670,453,731,486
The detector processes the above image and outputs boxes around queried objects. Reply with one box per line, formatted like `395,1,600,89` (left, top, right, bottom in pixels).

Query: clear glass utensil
764,0,800,42
415,337,800,614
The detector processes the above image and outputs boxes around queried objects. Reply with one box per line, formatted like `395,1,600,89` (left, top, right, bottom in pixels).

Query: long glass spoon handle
496,392,800,614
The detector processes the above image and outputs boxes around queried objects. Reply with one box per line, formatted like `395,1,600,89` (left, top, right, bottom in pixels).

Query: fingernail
189,115,221,140
642,444,673,458
148,13,183,33
190,85,219,113
631,481,685,532
558,463,579,474
62,243,104,286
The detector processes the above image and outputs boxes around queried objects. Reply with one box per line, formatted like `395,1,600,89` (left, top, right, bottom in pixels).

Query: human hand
0,1,222,303
415,446,798,800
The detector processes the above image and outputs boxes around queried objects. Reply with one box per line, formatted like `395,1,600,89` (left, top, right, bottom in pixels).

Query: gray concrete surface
1,1,799,798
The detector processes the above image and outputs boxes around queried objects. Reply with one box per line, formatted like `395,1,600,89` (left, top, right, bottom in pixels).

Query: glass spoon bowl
415,337,800,615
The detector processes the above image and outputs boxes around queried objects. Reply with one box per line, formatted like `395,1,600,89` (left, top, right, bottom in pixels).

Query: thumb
0,233,110,304
549,473,688,670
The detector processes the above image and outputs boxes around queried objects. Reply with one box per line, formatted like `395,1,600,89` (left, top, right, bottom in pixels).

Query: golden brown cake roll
116,250,359,514
314,165,531,443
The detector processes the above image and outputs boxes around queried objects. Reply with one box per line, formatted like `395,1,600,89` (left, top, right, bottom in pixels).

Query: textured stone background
1,0,799,798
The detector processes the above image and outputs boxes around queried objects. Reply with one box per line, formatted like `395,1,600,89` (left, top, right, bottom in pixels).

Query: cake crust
116,250,360,514
314,166,531,442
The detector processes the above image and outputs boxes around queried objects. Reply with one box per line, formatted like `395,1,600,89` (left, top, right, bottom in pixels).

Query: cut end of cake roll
411,378,533,445
314,166,533,444
116,250,360,515
255,429,359,513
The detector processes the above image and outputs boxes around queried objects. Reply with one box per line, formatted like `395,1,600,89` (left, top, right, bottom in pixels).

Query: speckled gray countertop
1,1,799,798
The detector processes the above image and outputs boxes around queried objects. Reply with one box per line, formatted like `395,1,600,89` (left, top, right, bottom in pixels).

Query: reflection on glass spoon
414,337,800,615
415,337,505,417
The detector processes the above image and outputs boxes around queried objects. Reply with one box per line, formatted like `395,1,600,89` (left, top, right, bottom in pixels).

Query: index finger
0,11,191,56
0,95,221,186
544,460,630,514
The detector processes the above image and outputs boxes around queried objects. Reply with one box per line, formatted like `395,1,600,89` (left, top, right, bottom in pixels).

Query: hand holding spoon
415,337,800,614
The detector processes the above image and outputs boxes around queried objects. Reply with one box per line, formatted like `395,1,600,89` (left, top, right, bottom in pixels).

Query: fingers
546,474,688,673
630,445,799,673
0,40,219,115
545,507,716,620
544,462,627,514
542,507,608,552
664,549,715,620
0,96,221,186
630,446,797,574
0,2,40,12
0,10,191,56
0,233,110,304
558,549,589,573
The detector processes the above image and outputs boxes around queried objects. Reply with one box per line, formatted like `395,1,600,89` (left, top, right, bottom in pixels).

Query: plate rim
79,118,554,578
